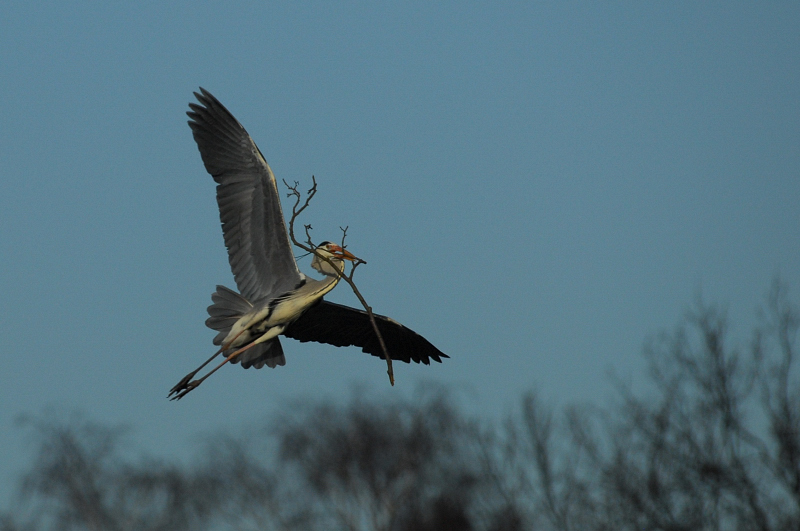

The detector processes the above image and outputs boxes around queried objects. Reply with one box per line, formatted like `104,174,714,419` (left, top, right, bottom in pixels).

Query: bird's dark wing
283,301,449,365
187,88,302,301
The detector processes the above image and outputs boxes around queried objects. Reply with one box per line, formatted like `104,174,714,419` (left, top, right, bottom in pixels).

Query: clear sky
1,1,798,504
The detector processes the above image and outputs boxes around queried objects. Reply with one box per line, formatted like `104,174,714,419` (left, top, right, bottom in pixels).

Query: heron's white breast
268,294,316,324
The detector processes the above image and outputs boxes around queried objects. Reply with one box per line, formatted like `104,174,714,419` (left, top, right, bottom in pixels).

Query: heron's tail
205,285,253,344
205,285,286,369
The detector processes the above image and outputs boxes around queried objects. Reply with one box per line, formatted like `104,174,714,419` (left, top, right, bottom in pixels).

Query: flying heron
169,88,447,399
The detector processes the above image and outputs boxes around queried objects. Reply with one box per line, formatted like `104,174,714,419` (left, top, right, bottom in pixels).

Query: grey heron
169,88,448,400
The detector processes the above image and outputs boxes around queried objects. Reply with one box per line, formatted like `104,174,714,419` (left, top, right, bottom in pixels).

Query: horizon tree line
2,284,798,530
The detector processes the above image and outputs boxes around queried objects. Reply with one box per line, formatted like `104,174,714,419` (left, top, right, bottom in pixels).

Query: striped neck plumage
310,251,348,278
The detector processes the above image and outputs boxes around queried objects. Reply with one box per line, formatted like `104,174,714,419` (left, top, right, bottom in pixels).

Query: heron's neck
302,274,341,300
264,274,341,326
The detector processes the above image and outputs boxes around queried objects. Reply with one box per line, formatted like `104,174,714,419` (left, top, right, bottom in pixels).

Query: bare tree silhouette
504,282,800,530
1,414,219,531
272,389,482,530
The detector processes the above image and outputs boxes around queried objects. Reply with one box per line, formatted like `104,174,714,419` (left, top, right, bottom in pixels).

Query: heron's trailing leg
167,328,249,398
167,348,223,397
169,338,264,400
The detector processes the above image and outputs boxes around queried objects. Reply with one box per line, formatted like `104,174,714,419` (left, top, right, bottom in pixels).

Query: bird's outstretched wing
283,301,449,365
187,88,302,301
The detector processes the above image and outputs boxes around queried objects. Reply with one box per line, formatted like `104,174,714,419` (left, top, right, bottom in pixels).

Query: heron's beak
330,245,357,261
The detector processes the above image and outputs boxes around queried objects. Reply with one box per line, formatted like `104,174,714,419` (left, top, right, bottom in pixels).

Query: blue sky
1,2,798,503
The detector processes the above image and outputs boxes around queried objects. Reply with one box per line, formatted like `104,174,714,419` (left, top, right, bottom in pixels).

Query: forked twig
283,177,395,386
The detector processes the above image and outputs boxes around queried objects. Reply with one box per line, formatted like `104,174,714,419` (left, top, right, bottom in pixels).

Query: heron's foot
170,380,202,401
168,371,199,398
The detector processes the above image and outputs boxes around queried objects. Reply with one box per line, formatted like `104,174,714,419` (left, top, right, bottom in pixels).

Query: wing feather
283,301,448,365
187,88,301,301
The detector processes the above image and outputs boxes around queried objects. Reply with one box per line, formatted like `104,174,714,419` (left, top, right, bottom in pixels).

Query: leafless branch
283,177,395,386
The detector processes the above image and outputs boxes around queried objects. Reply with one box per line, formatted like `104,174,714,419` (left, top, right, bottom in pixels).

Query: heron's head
310,241,356,276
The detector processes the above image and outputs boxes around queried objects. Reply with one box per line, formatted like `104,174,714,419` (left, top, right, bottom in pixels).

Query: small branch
304,224,314,248
283,178,395,386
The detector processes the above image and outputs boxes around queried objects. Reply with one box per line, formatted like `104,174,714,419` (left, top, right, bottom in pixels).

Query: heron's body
169,88,447,399
208,253,346,368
